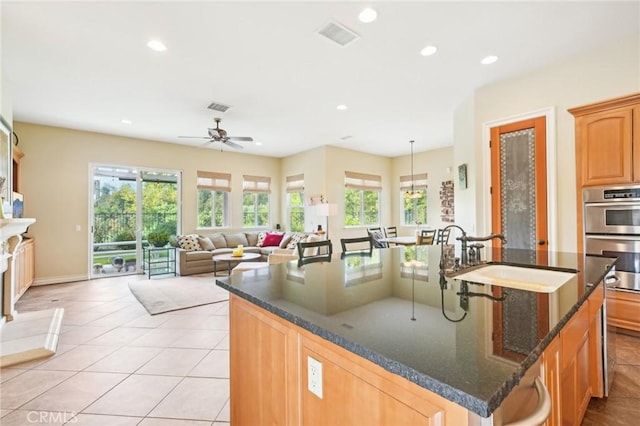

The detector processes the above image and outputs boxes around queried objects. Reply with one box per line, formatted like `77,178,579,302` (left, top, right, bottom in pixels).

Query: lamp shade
316,203,338,217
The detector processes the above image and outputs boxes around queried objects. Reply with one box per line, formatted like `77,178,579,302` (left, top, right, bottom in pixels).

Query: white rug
128,275,228,315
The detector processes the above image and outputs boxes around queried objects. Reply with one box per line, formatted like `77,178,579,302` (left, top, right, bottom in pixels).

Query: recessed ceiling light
420,45,438,56
337,104,348,111
147,40,167,52
255,141,263,146
358,8,377,23
480,55,498,65
121,119,132,125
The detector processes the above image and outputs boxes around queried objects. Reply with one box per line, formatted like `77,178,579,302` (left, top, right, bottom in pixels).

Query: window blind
285,174,305,193
197,171,231,192
243,175,271,193
344,171,382,191
400,173,428,190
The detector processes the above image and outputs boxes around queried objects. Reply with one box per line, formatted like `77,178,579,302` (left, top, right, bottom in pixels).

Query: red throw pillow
261,232,285,247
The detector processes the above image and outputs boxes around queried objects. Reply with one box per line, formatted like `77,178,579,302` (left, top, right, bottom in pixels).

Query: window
400,173,428,225
197,171,231,228
243,175,271,227
286,174,305,232
344,171,381,227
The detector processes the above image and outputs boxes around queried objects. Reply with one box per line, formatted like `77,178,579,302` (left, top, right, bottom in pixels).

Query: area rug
128,275,229,315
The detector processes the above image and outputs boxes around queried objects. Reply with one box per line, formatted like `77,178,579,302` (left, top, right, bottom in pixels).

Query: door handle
538,240,546,246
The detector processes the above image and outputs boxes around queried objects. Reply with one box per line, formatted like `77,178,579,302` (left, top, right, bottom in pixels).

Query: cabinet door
542,336,562,426
634,107,640,181
576,106,634,186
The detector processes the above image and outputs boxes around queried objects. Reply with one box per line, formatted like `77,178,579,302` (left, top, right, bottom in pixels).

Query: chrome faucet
438,224,468,271
459,233,507,265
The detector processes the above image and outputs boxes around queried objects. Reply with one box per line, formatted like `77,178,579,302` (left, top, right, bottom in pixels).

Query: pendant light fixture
404,140,421,199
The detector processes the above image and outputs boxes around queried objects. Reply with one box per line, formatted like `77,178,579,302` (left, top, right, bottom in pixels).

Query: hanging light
404,140,421,199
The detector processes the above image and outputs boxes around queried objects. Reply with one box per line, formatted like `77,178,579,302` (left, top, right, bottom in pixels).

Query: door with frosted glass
490,117,548,258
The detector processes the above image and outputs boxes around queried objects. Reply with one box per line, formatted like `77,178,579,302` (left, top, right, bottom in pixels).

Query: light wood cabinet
607,290,640,332
13,237,34,301
569,93,640,187
541,285,603,426
229,295,470,426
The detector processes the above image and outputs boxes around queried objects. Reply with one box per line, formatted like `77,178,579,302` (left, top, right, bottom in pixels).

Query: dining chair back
385,226,398,238
435,228,451,244
417,229,436,245
297,239,333,266
340,235,373,257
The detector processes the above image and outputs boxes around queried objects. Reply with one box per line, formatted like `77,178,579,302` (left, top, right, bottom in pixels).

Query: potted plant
147,229,170,247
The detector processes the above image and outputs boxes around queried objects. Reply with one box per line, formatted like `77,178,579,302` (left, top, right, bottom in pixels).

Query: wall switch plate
307,356,323,399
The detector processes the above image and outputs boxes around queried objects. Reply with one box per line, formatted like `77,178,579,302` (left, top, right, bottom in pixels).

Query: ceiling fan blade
178,136,211,139
208,128,222,138
200,139,216,147
227,136,253,142
222,139,244,150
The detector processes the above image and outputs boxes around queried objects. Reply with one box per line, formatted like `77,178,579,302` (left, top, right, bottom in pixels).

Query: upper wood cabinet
569,93,640,187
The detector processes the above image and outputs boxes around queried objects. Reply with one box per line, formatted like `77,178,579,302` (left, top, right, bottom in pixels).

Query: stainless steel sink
452,264,576,293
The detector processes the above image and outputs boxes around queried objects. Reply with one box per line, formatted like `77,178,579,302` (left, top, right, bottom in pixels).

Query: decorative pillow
256,231,267,247
177,234,202,251
279,232,293,248
197,236,215,251
224,233,249,247
303,233,321,256
261,232,285,247
286,232,306,249
208,234,227,248
370,230,388,248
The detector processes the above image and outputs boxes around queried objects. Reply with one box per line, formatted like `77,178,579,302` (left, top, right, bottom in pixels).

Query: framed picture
458,164,468,189
12,192,23,218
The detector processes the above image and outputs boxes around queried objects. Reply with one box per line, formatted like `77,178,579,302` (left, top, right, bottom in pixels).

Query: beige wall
459,33,640,252
15,122,281,284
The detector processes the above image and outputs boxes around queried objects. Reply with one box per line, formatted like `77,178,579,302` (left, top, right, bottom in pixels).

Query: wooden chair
385,226,398,238
297,239,332,266
435,228,451,245
417,229,436,245
340,236,373,257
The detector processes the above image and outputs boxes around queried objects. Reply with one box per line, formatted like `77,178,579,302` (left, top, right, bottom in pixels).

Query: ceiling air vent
317,21,360,47
207,102,231,113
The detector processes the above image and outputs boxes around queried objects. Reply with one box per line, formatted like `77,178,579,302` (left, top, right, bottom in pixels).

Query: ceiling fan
179,117,253,150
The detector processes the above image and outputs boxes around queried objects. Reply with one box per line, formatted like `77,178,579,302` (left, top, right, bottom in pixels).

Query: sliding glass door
90,165,180,278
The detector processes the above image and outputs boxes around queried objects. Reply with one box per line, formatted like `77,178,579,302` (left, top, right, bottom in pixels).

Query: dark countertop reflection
216,245,615,418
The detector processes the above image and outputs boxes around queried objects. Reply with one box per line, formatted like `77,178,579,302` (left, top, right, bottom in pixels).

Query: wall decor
440,180,455,223
12,192,23,218
458,163,468,189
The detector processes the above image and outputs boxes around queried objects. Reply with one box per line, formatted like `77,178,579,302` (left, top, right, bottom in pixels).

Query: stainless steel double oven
584,185,640,293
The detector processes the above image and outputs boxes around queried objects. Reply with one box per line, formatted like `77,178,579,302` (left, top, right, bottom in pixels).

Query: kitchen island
215,245,614,425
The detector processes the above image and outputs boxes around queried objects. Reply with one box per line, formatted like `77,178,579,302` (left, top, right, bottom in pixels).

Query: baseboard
33,274,89,286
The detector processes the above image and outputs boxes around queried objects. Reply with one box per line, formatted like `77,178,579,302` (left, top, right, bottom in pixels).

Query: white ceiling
2,1,638,158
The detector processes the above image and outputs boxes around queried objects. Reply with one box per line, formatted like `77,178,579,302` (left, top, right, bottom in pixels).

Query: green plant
147,229,170,247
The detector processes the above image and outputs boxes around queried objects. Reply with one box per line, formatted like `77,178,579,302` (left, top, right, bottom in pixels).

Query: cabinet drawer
607,290,640,332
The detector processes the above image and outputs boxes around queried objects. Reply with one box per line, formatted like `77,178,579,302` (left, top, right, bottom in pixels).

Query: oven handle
585,202,640,208
585,234,640,241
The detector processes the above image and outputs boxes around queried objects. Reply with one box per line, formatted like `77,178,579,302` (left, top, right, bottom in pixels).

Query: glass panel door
91,165,180,278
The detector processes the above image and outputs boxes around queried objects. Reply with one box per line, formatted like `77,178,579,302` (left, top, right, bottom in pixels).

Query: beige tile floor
1,274,230,426
3,273,637,425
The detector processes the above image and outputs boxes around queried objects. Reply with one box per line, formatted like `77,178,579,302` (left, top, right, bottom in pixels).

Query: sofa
172,231,311,276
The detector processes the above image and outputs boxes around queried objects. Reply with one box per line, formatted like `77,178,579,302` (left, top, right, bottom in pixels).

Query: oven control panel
604,188,640,200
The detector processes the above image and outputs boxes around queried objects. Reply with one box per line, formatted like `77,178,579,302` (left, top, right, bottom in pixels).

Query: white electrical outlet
307,356,323,399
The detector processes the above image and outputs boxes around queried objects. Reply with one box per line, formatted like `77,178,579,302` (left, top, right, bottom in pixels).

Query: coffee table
213,252,261,276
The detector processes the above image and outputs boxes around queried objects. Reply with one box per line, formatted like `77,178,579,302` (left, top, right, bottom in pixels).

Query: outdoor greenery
344,188,379,226
198,190,227,228
288,191,304,232
93,180,177,244
243,192,269,227
402,189,428,225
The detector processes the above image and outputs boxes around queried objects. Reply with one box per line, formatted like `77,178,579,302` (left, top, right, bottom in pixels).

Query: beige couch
172,231,310,276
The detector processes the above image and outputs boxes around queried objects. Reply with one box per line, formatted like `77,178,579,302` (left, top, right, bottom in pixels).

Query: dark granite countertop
216,246,615,418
